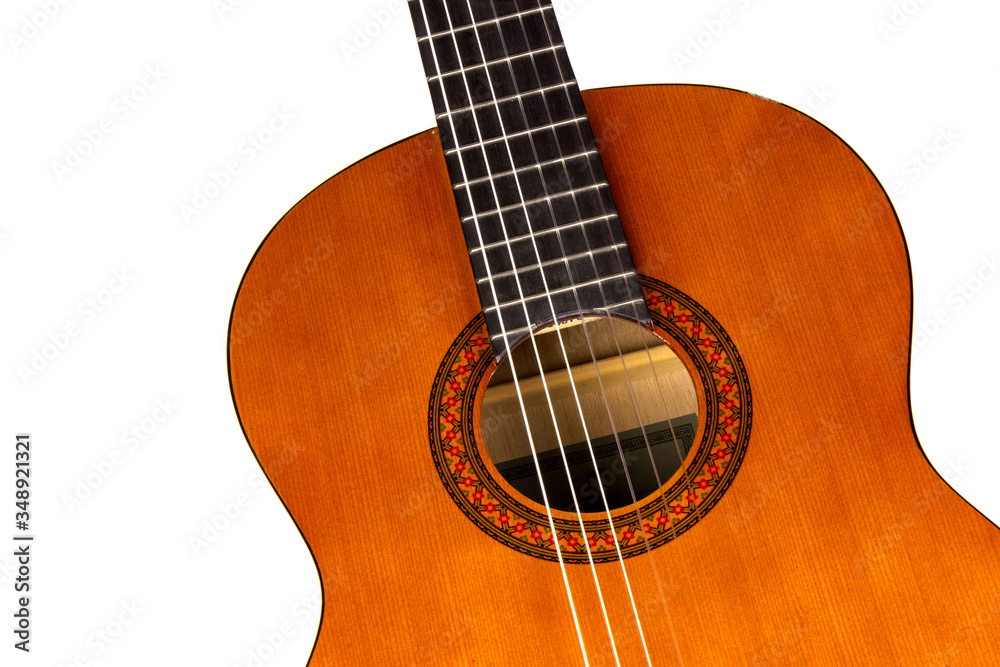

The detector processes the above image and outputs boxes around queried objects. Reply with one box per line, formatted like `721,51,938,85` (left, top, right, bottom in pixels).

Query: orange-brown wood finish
228,85,1000,666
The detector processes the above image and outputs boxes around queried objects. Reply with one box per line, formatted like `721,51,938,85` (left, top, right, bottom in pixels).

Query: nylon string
525,3,710,657
415,0,595,663
425,0,643,663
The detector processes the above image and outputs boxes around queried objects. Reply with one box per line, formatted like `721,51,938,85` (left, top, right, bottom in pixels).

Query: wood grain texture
228,85,1000,666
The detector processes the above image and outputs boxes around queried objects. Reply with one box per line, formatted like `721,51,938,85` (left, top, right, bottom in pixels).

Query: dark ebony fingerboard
407,0,650,359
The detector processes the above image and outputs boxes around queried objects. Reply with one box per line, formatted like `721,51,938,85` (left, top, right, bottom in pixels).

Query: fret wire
413,5,598,662
412,0,646,352
420,0,584,355
521,0,652,325
443,117,588,155
415,6,549,42
474,243,629,284
469,213,619,254
455,149,597,189
481,272,637,313
486,297,649,341
436,80,578,119
460,183,608,222
488,324,532,340
426,44,564,82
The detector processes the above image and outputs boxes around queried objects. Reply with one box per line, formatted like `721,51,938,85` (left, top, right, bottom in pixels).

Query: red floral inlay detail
431,285,749,562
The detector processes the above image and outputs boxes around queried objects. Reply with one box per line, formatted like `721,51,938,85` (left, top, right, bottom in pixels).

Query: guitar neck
407,0,650,359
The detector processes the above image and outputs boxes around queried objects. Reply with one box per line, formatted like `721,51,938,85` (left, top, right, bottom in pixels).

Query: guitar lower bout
229,84,1000,666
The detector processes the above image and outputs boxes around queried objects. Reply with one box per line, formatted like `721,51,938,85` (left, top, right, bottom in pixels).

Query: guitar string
413,1,601,664
435,1,688,662
426,1,640,663
522,1,713,658
420,2,702,663
476,1,673,664
503,0,691,623
501,4,696,664
527,3,711,654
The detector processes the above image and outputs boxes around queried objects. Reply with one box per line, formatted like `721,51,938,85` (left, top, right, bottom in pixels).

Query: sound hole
481,316,700,514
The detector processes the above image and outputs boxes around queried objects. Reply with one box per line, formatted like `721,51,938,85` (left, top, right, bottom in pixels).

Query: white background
1,0,997,665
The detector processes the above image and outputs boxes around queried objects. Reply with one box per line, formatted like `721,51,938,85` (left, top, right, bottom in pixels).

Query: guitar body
229,85,1000,666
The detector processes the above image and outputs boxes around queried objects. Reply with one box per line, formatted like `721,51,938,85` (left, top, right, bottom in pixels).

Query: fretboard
407,0,650,359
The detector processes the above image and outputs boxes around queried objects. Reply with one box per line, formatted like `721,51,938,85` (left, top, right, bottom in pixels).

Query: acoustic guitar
228,1,1000,664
